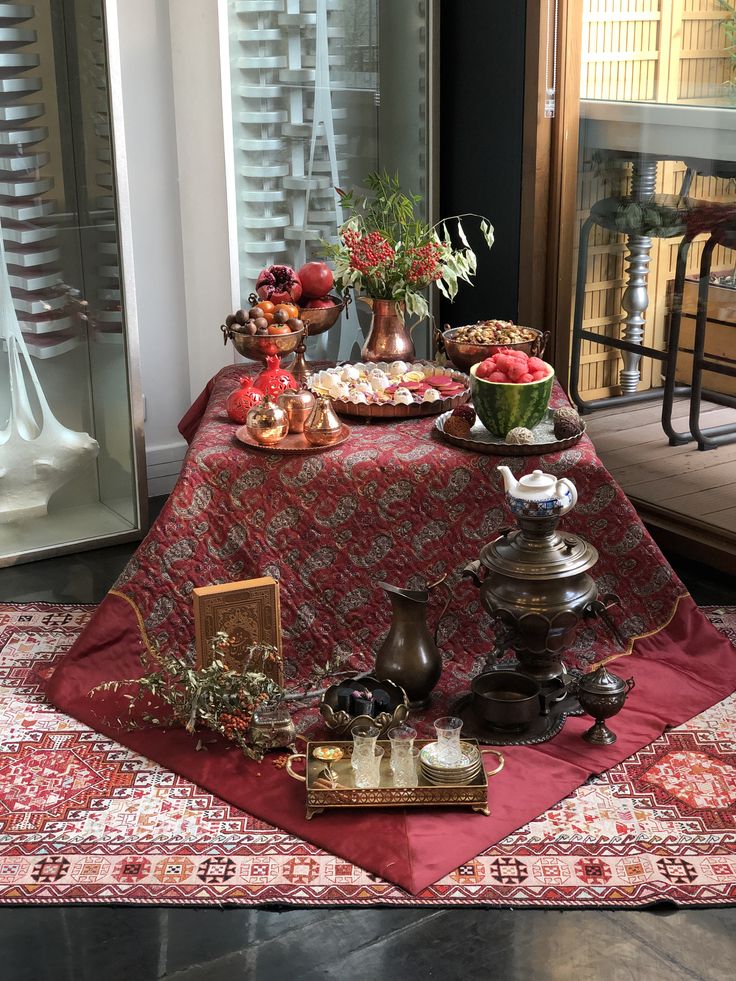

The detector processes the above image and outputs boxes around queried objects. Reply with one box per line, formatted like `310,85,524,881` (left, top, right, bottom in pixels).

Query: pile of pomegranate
256,261,337,311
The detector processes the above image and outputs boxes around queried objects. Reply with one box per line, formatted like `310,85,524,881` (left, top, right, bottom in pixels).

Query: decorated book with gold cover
193,577,283,685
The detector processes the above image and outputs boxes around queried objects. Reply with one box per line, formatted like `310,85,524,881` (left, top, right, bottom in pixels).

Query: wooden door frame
519,0,583,389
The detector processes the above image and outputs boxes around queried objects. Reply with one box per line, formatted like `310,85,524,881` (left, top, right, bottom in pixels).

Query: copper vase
360,298,415,363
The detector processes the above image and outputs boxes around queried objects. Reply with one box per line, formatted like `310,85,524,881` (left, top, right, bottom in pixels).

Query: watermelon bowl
470,360,554,437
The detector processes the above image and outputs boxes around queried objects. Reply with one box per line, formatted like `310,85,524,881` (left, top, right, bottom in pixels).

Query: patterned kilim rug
1,602,735,908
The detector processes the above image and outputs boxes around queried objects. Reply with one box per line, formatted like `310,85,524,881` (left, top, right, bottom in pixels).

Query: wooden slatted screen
574,0,734,400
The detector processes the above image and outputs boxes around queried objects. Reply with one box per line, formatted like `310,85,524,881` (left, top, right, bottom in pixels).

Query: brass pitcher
374,576,452,709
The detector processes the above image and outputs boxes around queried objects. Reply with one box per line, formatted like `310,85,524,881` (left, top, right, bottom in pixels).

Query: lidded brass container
277,386,316,433
576,666,634,745
464,466,616,682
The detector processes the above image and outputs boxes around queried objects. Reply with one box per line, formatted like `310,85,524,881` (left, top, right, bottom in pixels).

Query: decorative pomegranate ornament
226,376,264,424
255,355,298,398
245,395,289,446
255,264,303,305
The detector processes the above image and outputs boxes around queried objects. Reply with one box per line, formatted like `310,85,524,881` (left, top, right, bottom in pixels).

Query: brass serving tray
287,738,501,820
435,407,586,456
234,423,350,453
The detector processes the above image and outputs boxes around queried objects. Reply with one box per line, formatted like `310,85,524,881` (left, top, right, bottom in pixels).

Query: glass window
225,0,433,361
0,0,142,564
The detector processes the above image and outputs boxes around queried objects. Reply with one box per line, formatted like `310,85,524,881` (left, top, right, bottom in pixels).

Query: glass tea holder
351,724,380,769
433,716,464,767
392,747,420,788
353,746,385,789
388,724,417,773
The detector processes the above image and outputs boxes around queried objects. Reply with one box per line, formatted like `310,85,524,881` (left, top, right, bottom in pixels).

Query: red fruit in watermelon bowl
226,376,264,424
470,348,554,437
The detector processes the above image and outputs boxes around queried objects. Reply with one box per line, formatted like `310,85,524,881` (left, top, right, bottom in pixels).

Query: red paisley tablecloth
44,364,736,895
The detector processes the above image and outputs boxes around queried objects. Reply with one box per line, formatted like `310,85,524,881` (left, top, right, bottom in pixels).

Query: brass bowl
319,675,409,737
299,294,349,337
222,324,304,364
439,325,548,373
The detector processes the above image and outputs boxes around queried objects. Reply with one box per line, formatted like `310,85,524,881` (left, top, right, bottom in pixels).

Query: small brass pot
277,386,316,433
245,395,289,445
303,396,343,446
574,666,635,745
470,671,561,732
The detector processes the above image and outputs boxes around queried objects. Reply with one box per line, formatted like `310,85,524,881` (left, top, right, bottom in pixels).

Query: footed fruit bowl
470,359,554,437
299,293,350,336
222,324,304,364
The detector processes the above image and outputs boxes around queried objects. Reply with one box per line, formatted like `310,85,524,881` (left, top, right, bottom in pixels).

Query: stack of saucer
419,741,482,785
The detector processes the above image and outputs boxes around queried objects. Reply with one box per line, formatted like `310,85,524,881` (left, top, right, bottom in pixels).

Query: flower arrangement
91,631,284,761
323,171,494,321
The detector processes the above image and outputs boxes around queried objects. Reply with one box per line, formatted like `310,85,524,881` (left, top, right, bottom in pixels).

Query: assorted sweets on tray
308,361,468,408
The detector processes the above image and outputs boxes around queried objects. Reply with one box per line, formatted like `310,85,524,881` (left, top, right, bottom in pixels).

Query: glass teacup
433,716,464,767
351,724,380,769
391,747,420,788
388,724,417,772
353,746,384,789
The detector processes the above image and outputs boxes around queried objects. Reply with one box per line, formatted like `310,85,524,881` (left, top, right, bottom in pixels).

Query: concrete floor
0,498,735,981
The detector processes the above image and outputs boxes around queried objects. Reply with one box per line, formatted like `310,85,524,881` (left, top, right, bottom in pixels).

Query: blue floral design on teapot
497,466,578,519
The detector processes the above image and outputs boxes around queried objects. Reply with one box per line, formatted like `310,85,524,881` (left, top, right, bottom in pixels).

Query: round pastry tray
435,407,585,455
235,423,350,453
309,362,470,420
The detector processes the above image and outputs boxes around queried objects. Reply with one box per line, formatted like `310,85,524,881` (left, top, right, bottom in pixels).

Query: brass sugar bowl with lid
574,666,635,745
464,466,619,682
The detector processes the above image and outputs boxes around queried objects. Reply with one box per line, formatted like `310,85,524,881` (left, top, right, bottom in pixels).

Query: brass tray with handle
286,738,504,820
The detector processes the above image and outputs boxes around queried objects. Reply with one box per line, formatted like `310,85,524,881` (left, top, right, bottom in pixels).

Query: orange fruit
274,302,299,320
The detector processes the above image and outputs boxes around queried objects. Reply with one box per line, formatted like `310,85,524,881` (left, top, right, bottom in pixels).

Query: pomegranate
226,376,264,424
255,355,298,398
255,264,303,305
303,296,336,309
297,261,334,299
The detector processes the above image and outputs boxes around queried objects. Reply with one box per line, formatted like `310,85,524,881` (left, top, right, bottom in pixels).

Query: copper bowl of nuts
437,321,549,373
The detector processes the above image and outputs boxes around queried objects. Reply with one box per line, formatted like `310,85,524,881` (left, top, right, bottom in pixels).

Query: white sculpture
0,222,98,524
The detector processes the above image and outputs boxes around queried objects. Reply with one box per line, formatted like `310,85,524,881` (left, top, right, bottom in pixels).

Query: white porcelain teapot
497,466,578,518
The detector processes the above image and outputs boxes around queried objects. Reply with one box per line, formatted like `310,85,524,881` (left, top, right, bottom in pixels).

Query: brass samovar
464,467,619,682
